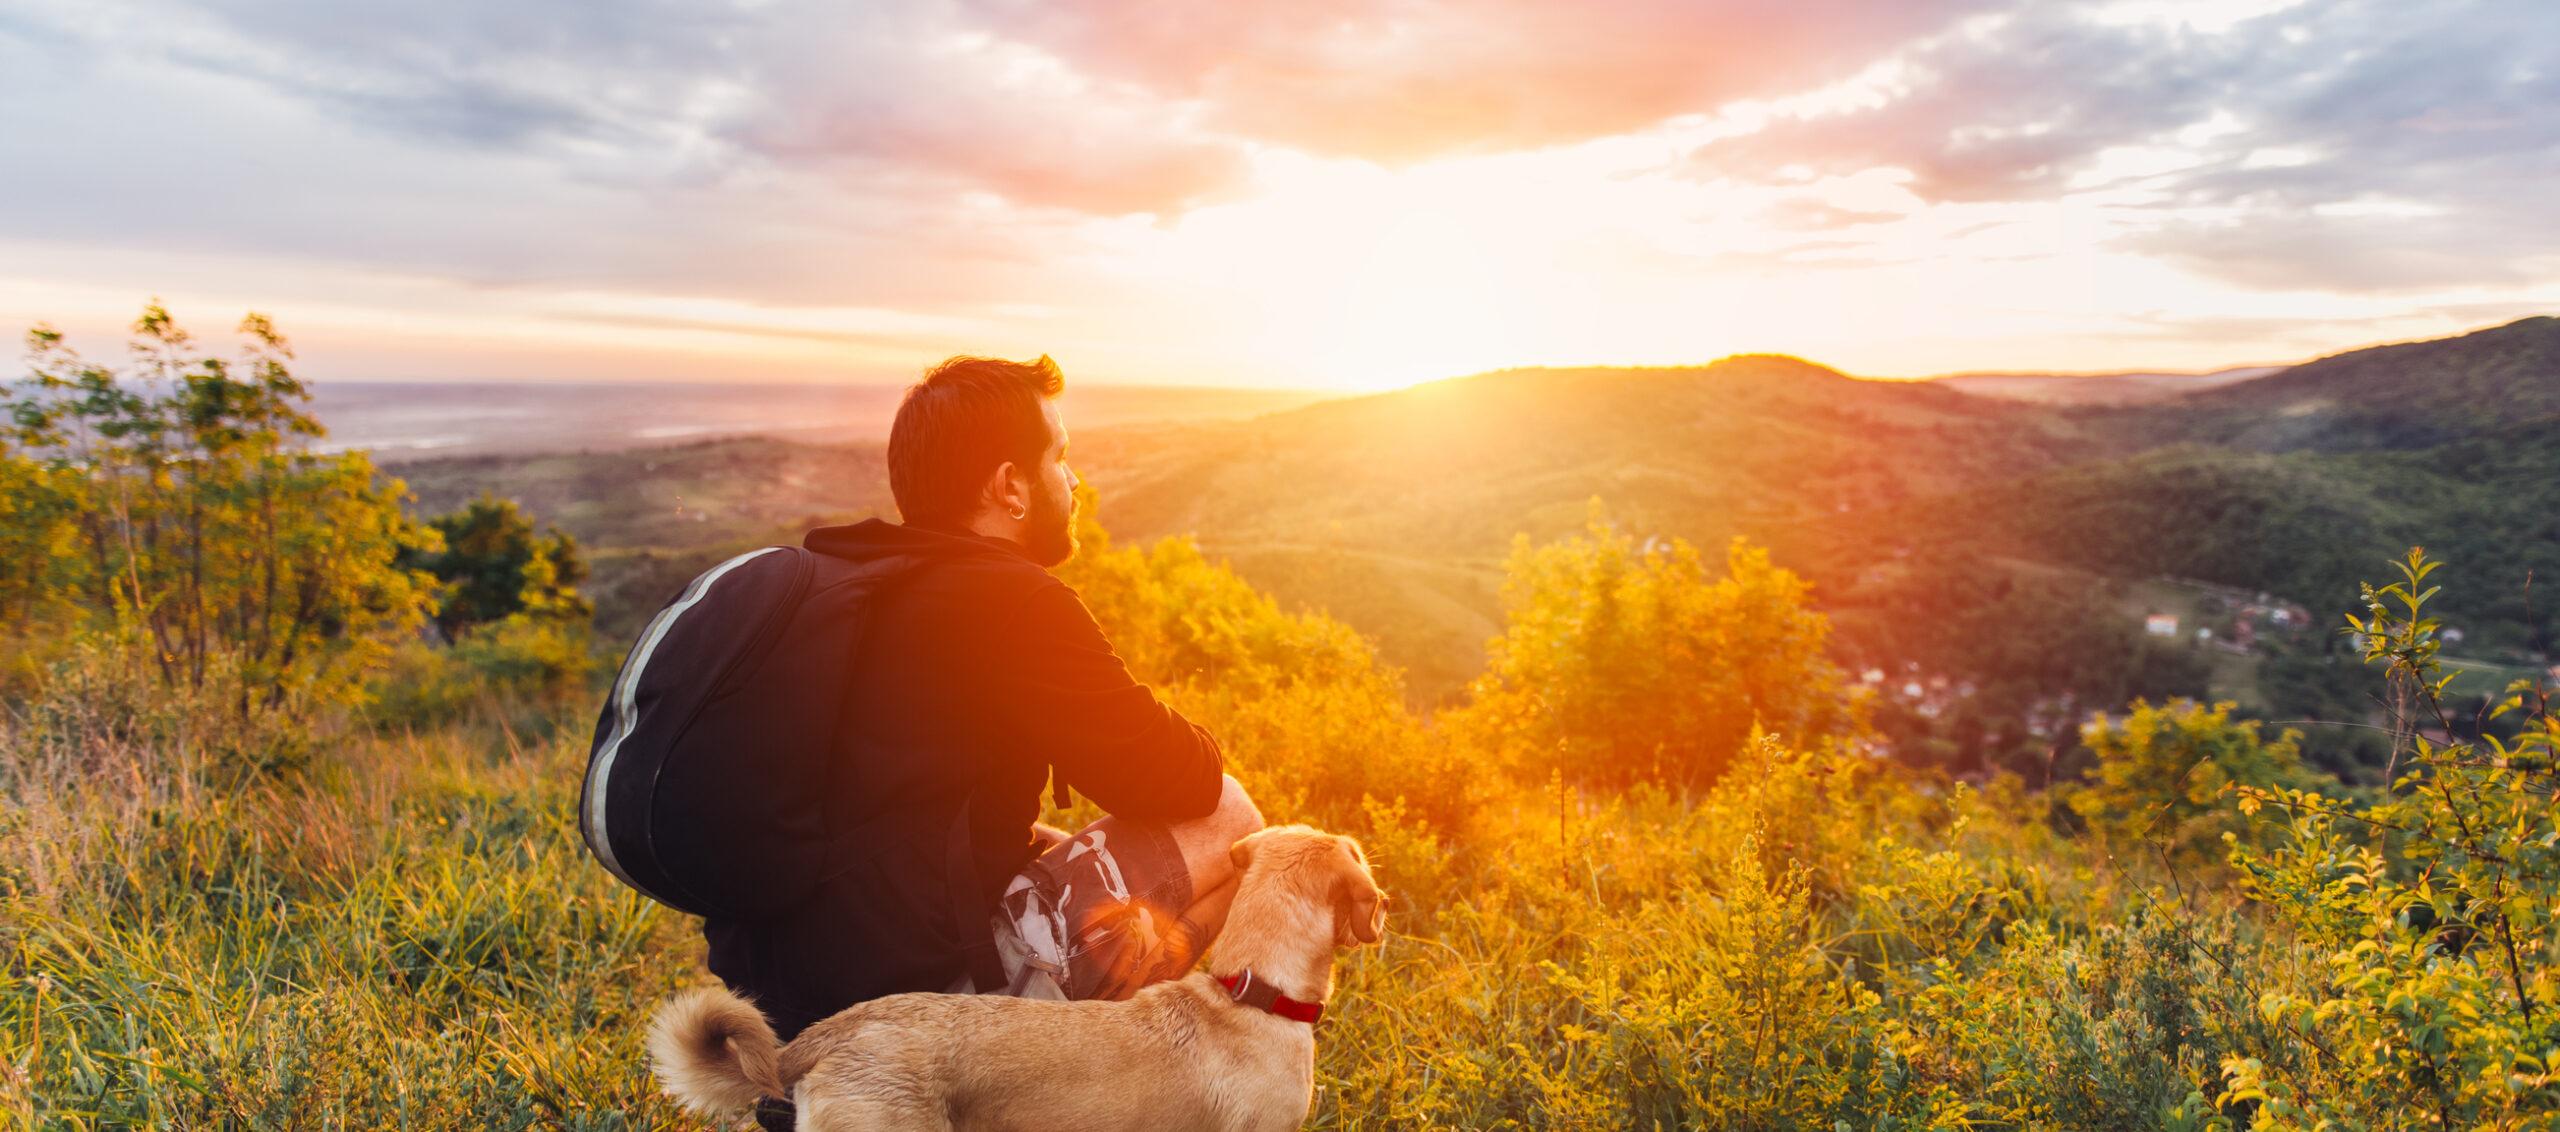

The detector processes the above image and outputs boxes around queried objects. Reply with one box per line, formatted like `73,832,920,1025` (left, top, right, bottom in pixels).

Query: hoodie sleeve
991,580,1224,821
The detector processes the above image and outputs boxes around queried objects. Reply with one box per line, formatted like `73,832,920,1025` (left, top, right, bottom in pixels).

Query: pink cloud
733,59,1252,217
966,0,1992,162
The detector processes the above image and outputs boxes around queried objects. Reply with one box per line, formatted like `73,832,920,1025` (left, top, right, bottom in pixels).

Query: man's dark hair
886,355,1065,524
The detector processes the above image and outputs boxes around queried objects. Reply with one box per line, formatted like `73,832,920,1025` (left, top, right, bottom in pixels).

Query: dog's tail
648,987,792,1114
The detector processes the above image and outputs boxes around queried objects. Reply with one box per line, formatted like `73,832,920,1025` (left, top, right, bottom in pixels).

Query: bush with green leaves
1060,497,1476,839
2071,698,2329,864
2221,549,2560,1128
1,306,435,751
371,521,599,732
403,495,593,640
1457,504,1864,790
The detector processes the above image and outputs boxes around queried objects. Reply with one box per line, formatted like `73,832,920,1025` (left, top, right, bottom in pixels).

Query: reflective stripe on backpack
581,546,789,895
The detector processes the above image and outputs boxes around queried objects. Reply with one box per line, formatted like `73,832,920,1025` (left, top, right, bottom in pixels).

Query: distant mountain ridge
2151,316,2560,451
318,381,1330,462
1929,366,2280,405
1076,352,2070,562
394,315,2560,712
1072,316,2560,692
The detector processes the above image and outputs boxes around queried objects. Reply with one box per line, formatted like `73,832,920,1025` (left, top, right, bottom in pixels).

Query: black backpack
578,543,925,921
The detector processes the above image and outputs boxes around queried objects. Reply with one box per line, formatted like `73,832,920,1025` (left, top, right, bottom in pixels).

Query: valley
394,317,2560,778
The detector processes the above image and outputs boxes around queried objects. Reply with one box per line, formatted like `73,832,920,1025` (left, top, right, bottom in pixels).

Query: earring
1008,506,1027,520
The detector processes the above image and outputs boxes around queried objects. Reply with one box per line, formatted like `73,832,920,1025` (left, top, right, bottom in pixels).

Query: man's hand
1030,823,1070,855
1154,876,1236,983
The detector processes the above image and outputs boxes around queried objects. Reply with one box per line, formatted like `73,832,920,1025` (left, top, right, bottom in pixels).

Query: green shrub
2221,550,2560,1128
1,307,436,751
1062,506,1479,839
2070,698,2329,864
1457,506,1865,790
404,495,594,640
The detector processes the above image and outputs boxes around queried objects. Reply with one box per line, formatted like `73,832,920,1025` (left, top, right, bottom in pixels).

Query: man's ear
983,459,1026,519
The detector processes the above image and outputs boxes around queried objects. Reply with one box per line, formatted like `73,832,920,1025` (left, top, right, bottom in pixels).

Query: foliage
365,614,597,734
2222,549,2560,1129
2252,635,2396,778
0,645,688,1128
373,499,600,732
2142,315,2560,454
403,494,592,639
1458,505,1862,789
0,306,435,745
2070,699,2324,864
1061,493,1476,838
1951,440,2560,663
13,348,2560,1130
0,311,617,1126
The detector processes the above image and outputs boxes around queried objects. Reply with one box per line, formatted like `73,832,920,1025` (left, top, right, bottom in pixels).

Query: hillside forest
5,306,2560,1128
399,316,2560,780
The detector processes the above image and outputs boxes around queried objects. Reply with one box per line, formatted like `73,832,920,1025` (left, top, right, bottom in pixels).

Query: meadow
7,313,2560,1129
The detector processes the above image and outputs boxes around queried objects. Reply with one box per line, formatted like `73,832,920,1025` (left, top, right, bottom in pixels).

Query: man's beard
1024,482,1077,567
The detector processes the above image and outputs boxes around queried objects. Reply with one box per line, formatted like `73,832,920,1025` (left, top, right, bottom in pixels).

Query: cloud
26,0,2016,214
16,0,2011,206
5,0,1249,218
1687,0,2560,291
1692,7,2252,201
9,0,739,175
2124,212,2560,293
1,0,2552,377
965,0,1998,162
1757,199,1908,232
726,21,1251,217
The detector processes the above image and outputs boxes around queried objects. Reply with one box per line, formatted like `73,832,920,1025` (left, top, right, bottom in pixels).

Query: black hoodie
702,518,1223,1038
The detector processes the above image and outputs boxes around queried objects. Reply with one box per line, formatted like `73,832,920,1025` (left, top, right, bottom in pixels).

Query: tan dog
651,825,1386,1131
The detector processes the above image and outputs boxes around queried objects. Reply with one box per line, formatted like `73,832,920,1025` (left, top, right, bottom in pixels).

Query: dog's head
1229,825,1386,948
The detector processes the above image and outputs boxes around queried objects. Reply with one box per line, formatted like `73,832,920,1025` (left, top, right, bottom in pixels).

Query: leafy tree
0,443,82,675
1460,504,1862,789
0,305,434,729
2068,698,2322,862
404,494,592,638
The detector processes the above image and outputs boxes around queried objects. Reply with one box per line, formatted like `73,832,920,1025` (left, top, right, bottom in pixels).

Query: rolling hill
393,316,2560,772
1076,354,2081,561
1928,366,2278,405
2115,315,2560,451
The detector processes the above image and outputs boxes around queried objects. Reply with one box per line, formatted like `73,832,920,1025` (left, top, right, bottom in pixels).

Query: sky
1,0,2555,391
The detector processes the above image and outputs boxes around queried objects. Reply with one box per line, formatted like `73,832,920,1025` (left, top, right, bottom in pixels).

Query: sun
1093,152,1599,393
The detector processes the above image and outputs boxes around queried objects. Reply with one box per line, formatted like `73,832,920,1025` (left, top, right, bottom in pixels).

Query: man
700,355,1263,1130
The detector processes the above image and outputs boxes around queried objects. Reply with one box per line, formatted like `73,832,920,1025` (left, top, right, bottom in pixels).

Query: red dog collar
1217,970,1323,1024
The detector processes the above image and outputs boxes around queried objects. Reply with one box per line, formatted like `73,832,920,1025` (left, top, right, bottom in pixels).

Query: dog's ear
1229,834,1256,872
1330,838,1385,947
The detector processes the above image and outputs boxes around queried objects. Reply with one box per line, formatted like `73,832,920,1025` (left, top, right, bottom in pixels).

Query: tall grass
4,640,2240,1129
2,646,691,1128
7,535,2550,1128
